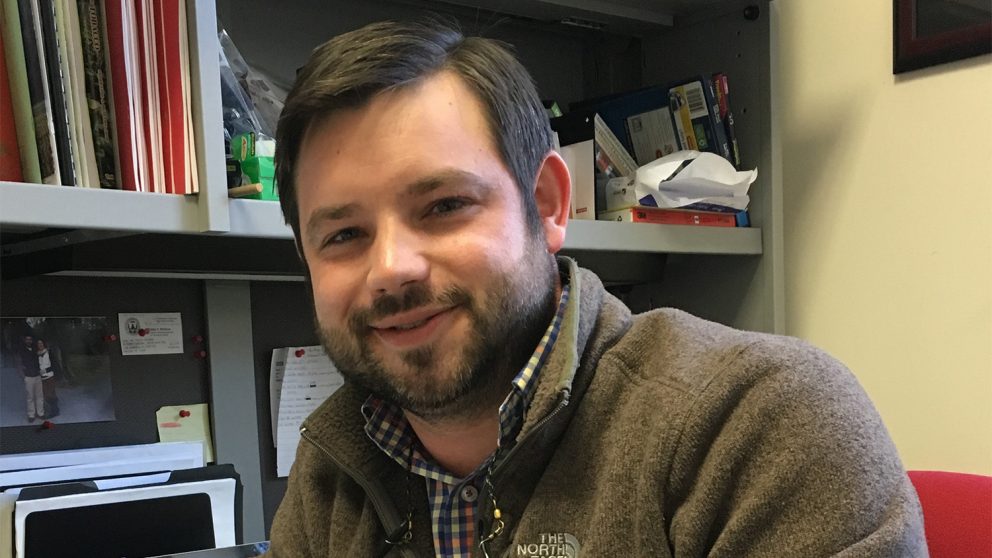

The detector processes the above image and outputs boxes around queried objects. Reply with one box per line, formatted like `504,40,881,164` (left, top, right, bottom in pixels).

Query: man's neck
404,410,500,478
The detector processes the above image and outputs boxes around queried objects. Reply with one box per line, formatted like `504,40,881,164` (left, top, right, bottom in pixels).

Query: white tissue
634,150,756,210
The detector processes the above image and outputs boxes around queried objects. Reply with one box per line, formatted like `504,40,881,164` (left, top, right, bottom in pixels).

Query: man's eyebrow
403,169,493,197
305,202,358,244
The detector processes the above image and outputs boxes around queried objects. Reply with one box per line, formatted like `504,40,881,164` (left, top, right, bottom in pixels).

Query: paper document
157,404,214,463
118,312,184,355
273,345,344,477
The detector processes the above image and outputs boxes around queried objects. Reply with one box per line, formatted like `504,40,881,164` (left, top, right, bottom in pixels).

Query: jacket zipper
478,390,572,554
299,426,419,558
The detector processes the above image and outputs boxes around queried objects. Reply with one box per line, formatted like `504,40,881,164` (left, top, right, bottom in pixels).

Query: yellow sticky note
157,403,214,463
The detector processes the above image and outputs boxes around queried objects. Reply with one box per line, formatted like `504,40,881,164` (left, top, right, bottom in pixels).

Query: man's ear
533,151,571,254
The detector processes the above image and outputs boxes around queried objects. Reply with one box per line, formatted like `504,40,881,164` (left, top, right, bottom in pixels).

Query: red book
598,206,739,227
134,0,162,193
104,0,138,191
153,0,187,195
0,30,25,182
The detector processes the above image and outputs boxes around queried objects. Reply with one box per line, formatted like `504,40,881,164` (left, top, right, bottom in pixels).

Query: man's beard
316,250,558,422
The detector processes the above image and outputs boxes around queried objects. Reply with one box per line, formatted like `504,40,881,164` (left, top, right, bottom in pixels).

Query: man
268,19,926,557
19,334,44,423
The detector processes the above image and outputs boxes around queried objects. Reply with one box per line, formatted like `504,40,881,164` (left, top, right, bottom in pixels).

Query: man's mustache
348,284,473,332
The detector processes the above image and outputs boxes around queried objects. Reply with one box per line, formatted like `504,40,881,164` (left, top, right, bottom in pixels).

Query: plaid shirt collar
361,282,570,557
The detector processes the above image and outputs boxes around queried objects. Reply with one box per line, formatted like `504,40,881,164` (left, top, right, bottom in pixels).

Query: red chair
908,470,992,557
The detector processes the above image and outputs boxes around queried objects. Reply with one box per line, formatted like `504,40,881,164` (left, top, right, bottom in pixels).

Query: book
597,205,742,227
37,0,75,185
668,76,732,163
177,0,197,194
570,85,669,159
76,0,118,188
17,0,60,184
1,0,41,182
104,0,140,191
0,28,24,181
153,0,192,195
625,105,679,166
134,0,164,193
712,73,742,169
58,0,99,188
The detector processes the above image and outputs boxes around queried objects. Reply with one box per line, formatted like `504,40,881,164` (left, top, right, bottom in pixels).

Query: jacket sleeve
265,442,318,558
663,336,928,557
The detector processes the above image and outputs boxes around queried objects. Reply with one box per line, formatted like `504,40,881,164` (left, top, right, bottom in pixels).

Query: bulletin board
0,275,210,455
248,280,316,533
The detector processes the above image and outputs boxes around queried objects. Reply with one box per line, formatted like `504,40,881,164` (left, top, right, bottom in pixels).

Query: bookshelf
1,0,782,543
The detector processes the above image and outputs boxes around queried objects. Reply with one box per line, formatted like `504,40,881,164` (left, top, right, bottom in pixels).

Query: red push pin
179,410,191,418
295,349,306,358
104,334,118,342
194,350,207,359
138,328,149,337
41,420,54,430
191,334,204,344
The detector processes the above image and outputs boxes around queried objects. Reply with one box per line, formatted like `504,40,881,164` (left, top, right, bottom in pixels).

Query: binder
11,464,242,558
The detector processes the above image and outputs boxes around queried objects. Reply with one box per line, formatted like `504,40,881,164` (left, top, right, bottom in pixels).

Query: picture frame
893,0,992,74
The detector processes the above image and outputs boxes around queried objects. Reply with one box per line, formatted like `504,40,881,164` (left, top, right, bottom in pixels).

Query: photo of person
1,317,115,427
37,338,60,418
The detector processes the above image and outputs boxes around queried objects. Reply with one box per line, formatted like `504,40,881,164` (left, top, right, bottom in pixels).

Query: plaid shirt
362,283,571,558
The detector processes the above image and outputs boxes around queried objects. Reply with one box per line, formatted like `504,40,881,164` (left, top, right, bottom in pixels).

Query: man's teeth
393,318,429,331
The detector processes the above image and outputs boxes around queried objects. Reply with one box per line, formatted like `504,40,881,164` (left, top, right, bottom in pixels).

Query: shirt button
460,485,479,503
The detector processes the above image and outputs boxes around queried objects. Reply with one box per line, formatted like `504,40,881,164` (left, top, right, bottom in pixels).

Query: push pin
104,334,118,342
138,328,149,337
194,350,207,359
191,334,204,344
295,349,306,358
41,420,54,430
179,410,191,418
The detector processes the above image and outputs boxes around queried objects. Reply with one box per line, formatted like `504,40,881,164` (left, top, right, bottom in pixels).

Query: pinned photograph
0,317,116,427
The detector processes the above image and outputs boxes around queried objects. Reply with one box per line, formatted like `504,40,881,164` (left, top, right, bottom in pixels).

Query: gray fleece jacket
267,258,927,557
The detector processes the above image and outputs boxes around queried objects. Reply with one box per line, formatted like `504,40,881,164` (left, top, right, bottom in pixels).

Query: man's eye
429,198,469,215
325,227,363,246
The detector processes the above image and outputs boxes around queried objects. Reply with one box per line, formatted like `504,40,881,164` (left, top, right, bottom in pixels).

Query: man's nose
366,218,430,295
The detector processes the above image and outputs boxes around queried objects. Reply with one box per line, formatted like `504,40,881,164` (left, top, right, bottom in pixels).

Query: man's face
24,336,33,349
295,72,559,420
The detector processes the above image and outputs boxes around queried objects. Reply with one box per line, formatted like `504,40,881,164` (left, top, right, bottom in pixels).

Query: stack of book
0,0,198,194
551,72,750,228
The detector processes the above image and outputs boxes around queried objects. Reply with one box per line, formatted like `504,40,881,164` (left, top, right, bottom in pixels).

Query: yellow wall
777,1,992,474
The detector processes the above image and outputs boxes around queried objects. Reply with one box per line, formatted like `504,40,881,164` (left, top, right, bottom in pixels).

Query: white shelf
0,181,203,233
566,219,761,254
227,198,293,238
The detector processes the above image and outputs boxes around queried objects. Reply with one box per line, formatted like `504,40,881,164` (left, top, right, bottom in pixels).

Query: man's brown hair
275,19,553,249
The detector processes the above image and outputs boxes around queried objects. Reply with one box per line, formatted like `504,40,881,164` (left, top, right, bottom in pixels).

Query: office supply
75,0,117,188
0,26,23,181
0,450,202,488
57,0,99,188
635,150,755,211
0,0,40,182
158,403,215,463
16,0,60,185
273,345,344,476
597,206,740,227
0,441,203,472
668,76,732,163
13,464,240,558
118,311,184,355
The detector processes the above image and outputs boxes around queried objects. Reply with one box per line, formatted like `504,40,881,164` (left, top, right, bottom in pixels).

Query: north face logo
515,532,580,557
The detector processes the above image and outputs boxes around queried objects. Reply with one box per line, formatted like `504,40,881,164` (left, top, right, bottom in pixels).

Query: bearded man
266,19,926,558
